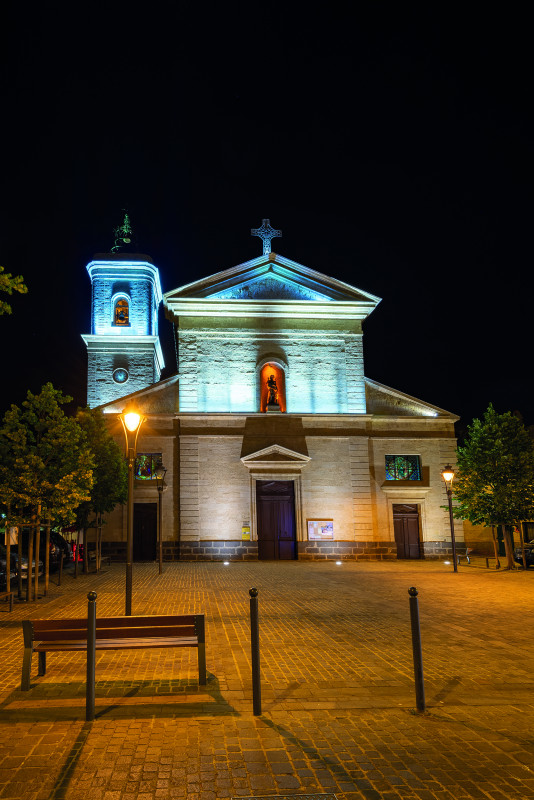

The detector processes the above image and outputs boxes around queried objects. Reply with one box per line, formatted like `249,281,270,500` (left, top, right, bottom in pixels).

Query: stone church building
83,221,462,562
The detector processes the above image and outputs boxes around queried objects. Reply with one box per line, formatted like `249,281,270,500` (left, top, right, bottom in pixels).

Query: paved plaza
0,559,533,800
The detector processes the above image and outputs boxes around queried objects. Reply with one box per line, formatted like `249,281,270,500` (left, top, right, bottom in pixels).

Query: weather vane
251,219,282,255
111,211,134,253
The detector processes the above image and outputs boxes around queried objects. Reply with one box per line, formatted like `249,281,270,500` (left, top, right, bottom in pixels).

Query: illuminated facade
91,235,462,563
82,254,164,407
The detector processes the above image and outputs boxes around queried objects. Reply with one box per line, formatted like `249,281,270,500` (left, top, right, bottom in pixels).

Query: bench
21,614,206,691
88,552,112,568
456,547,472,564
0,591,13,612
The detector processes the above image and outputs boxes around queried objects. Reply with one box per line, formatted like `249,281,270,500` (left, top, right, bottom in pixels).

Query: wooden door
256,481,297,560
393,504,421,559
133,503,157,561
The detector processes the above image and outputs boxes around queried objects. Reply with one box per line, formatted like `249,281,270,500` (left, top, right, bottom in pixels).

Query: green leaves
0,383,94,525
453,404,534,527
75,407,128,527
0,265,27,315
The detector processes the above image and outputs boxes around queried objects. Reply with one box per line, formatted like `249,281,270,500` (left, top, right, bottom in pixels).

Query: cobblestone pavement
1,560,534,800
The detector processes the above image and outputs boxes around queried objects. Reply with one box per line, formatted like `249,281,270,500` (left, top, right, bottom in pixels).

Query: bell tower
82,214,164,408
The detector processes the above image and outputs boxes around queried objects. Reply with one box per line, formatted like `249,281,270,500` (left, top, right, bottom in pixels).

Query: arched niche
258,359,287,412
112,294,130,326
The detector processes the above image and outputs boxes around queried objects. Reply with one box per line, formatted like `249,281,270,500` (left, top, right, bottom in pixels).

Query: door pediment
241,444,311,472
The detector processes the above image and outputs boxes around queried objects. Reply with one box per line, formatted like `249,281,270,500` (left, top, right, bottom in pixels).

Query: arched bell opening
113,295,130,326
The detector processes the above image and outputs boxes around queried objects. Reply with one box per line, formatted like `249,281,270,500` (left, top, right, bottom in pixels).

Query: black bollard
249,587,261,716
408,587,425,712
57,553,63,587
86,591,97,721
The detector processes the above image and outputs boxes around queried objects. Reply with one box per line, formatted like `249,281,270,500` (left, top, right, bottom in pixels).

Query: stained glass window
135,453,162,480
385,455,422,481
114,298,129,325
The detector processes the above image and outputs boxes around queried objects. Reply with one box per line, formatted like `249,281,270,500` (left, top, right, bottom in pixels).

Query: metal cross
251,219,282,255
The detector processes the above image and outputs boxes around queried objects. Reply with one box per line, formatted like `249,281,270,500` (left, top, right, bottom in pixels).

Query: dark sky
1,3,532,428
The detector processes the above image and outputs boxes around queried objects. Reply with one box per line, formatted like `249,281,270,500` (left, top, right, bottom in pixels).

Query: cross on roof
251,219,282,255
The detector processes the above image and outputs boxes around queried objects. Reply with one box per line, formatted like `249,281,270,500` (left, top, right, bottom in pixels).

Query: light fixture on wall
441,464,458,573
119,406,146,614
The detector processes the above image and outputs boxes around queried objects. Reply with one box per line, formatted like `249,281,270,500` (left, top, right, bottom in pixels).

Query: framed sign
307,519,334,540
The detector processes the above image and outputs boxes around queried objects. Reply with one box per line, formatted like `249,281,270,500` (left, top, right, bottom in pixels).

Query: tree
0,384,93,595
75,407,128,571
0,265,27,315
453,405,534,568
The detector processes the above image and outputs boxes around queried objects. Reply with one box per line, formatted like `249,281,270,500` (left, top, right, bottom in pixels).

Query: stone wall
298,540,397,560
86,344,159,407
178,541,258,561
177,319,365,414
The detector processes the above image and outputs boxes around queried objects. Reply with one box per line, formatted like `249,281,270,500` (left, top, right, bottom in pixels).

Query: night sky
1,4,532,430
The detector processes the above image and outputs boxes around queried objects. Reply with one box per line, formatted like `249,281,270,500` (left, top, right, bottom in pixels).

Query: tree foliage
75,407,127,528
0,383,93,525
453,404,534,536
0,265,27,315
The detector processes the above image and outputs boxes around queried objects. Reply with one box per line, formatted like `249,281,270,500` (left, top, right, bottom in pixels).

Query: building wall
368,426,463,549
86,343,160,407
177,318,365,414
100,412,459,561
84,259,163,408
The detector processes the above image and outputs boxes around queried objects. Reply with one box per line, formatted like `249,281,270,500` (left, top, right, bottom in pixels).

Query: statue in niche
267,374,279,406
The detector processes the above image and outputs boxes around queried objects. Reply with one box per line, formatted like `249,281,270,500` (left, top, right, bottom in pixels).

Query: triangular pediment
241,443,311,469
164,253,381,306
365,378,458,419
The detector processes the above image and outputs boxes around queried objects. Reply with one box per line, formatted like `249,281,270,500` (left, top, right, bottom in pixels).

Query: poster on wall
307,519,334,540
242,526,251,540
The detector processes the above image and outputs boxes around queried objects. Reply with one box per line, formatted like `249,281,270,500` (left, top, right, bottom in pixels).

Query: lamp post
441,464,458,573
154,462,167,575
119,407,146,615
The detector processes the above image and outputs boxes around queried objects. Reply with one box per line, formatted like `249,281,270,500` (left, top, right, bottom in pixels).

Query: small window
114,298,129,326
385,455,422,481
135,454,162,480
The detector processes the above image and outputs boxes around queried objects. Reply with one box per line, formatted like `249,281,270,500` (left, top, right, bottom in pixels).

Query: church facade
84,223,462,562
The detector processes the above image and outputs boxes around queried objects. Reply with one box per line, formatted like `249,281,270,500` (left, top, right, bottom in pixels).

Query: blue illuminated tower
82,215,164,407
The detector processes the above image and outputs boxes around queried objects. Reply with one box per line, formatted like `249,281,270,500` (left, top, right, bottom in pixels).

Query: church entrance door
256,481,297,560
133,503,157,561
393,504,421,559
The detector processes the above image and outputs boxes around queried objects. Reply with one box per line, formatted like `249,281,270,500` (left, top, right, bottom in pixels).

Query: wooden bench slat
34,625,198,640
34,636,200,651
31,614,197,630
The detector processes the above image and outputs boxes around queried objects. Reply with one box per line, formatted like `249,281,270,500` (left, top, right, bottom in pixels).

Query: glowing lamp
124,412,142,432
441,465,455,486
118,405,147,614
441,464,458,573
154,463,167,481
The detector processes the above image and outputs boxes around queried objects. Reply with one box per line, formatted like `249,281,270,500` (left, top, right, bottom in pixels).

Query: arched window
114,298,129,326
260,363,286,412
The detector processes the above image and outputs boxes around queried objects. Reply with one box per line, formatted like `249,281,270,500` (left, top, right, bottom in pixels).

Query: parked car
49,530,73,566
513,541,534,568
0,542,43,582
19,528,72,573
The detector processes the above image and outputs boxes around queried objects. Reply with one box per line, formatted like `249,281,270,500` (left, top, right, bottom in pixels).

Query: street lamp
119,406,146,615
154,462,167,575
441,464,458,573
